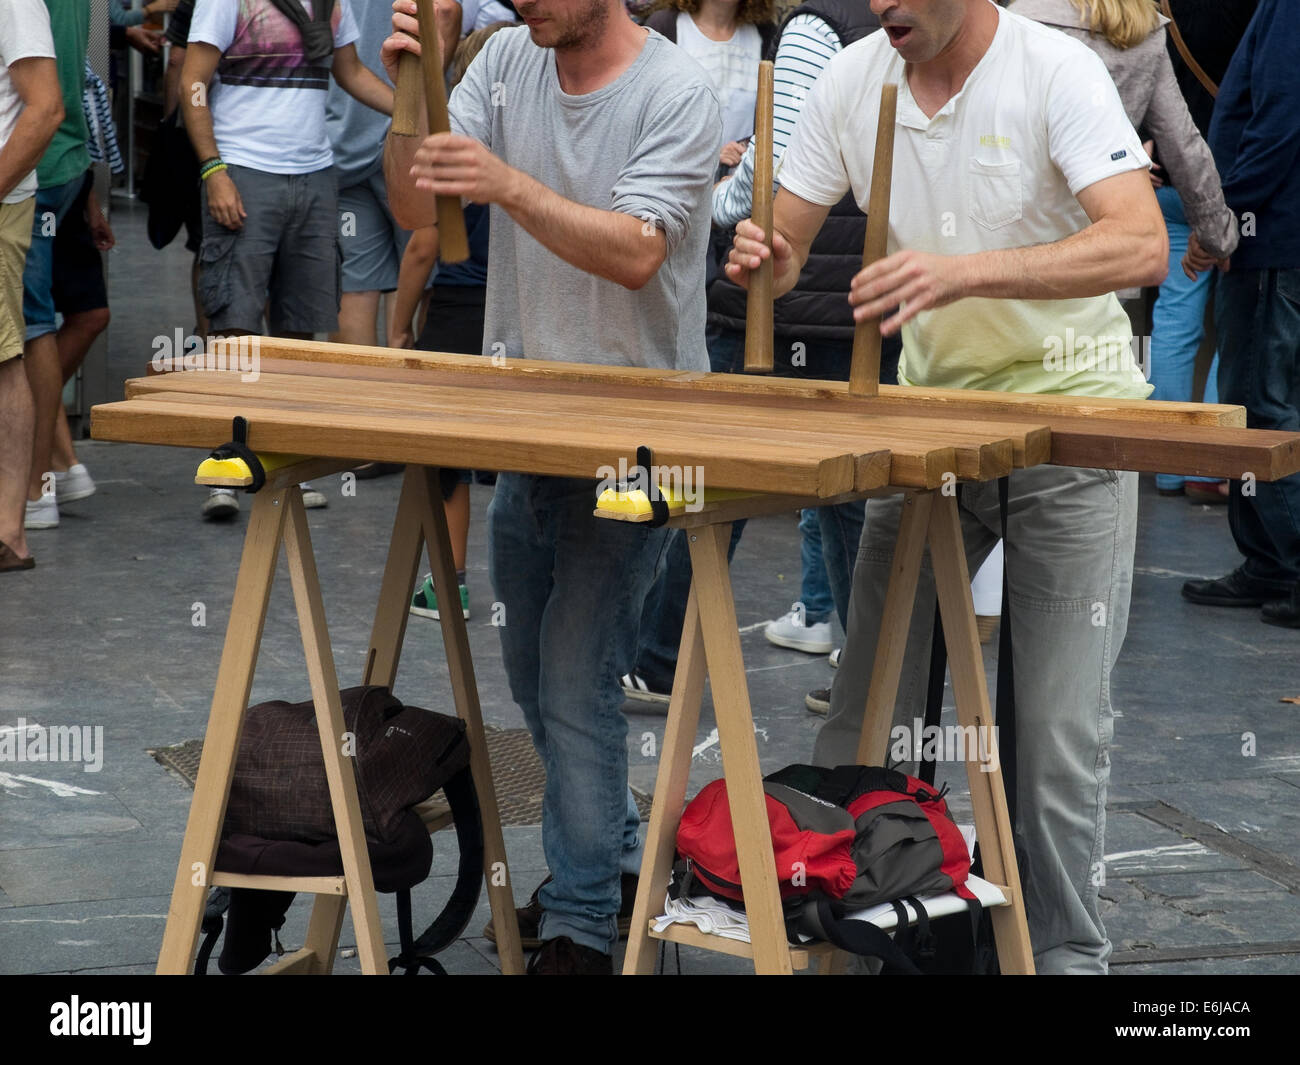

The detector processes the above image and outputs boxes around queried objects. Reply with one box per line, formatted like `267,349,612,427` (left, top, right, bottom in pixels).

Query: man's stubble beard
545,0,610,52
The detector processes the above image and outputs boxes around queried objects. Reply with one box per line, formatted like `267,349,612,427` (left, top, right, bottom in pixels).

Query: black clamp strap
207,416,266,493
635,445,671,528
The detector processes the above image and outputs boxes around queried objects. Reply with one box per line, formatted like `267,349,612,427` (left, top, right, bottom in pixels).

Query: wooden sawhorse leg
156,464,387,974
855,490,1034,974
345,465,525,975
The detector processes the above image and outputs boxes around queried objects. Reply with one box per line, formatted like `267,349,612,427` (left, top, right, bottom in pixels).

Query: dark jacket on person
707,0,879,344
1209,0,1300,271
1162,0,1259,140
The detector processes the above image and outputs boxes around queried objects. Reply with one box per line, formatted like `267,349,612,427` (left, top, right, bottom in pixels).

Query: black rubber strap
806,898,922,974
637,445,671,528
389,765,484,973
208,416,266,494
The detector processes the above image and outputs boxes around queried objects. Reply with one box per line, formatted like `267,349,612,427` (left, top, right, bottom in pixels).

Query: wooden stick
394,0,469,263
849,83,897,397
743,61,775,374
391,52,423,136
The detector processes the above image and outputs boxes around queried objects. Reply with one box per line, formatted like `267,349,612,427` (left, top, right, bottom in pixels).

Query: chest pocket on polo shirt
967,157,1022,230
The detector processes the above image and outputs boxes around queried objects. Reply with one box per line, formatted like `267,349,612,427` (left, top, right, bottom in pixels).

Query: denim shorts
198,164,340,334
337,169,409,294
21,175,83,342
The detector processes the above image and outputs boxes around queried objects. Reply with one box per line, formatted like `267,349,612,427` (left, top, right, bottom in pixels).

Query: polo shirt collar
895,3,1009,131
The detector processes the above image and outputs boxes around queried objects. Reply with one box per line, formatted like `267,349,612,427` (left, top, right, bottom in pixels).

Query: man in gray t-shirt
384,1,719,973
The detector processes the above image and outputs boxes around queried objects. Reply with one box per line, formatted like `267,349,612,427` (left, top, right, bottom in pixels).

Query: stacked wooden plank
90,337,1300,494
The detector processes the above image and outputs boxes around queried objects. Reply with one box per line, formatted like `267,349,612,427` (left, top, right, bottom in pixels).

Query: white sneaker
300,483,327,509
764,602,833,654
202,487,239,521
54,463,96,504
24,493,58,530
829,647,841,669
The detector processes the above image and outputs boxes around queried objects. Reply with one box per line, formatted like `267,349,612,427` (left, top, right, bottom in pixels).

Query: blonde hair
1070,0,1161,50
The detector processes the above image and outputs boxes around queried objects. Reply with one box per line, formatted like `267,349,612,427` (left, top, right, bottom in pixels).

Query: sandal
0,539,35,572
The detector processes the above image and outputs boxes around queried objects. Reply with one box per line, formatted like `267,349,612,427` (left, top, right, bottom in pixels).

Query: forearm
334,50,395,116
385,127,435,230
181,84,219,161
164,46,185,118
958,216,1167,300
392,230,439,339
499,170,664,290
0,108,62,202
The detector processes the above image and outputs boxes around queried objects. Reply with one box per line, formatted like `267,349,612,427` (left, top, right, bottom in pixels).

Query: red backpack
674,764,974,968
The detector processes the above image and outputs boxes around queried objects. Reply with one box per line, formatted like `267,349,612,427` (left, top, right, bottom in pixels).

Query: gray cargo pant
815,465,1139,974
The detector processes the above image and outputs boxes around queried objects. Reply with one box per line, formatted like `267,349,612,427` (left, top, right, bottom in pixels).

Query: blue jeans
798,507,834,625
487,474,668,953
817,498,866,632
1150,187,1221,491
1215,268,1300,583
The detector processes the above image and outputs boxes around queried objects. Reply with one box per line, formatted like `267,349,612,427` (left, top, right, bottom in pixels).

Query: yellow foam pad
195,456,253,487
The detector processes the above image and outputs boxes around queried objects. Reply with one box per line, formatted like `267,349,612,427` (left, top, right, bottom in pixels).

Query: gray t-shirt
448,26,721,370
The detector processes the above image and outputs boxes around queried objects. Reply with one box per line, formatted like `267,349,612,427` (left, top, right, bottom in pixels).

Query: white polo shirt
779,4,1153,398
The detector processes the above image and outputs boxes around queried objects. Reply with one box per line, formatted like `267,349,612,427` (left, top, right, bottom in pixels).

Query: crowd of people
0,0,1295,976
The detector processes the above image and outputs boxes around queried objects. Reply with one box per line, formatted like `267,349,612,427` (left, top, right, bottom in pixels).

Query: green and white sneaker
409,574,469,621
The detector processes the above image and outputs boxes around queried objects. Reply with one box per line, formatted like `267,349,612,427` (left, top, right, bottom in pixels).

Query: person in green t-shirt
20,0,90,535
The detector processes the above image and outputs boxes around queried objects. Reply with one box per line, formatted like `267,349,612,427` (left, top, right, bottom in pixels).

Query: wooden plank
300,894,349,974
647,921,833,969
361,465,424,690
282,490,389,975
854,492,933,765
125,366,1300,482
209,872,347,895
155,486,289,974
208,336,1246,427
689,524,792,974
624,585,709,975
92,397,863,496
926,493,1035,975
128,369,1026,481
410,465,525,975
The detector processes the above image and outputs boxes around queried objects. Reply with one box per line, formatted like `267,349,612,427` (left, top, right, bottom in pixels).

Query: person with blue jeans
1150,184,1222,497
384,1,721,972
1182,0,1300,626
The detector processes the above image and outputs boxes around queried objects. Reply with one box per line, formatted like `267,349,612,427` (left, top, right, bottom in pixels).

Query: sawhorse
155,462,525,975
619,487,1036,974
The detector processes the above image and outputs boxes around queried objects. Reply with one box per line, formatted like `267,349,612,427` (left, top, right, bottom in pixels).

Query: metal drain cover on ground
149,728,652,827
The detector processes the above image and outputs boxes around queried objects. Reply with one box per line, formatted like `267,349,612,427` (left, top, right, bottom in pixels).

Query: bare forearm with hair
180,46,221,161
955,213,1167,300
392,227,439,341
498,170,666,290
332,44,395,115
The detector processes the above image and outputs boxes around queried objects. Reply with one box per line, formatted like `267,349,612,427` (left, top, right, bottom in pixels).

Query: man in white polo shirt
728,0,1167,973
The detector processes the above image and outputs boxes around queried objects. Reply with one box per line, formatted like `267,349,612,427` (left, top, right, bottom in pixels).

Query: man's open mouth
885,24,913,46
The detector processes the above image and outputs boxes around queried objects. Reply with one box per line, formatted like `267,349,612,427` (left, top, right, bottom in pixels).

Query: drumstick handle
743,61,775,374
849,82,898,397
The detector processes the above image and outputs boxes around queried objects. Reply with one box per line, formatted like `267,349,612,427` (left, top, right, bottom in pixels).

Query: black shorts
51,171,108,317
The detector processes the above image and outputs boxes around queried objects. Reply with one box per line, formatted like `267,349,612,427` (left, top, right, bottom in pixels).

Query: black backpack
196,685,483,976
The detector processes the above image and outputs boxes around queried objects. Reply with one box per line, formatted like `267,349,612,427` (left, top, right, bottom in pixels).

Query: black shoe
483,872,638,949
526,936,613,975
1262,585,1300,629
1181,566,1294,607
